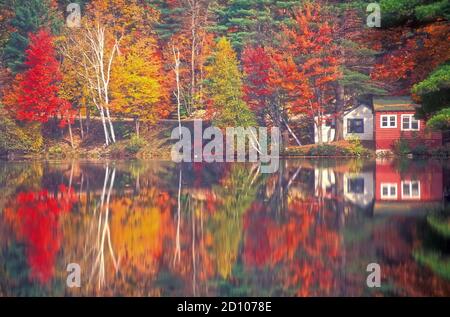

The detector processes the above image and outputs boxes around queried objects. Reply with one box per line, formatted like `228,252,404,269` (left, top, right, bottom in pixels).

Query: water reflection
0,159,449,296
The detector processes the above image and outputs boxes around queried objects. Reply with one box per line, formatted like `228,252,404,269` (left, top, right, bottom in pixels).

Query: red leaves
242,47,272,112
13,185,74,284
371,22,450,94
7,29,74,125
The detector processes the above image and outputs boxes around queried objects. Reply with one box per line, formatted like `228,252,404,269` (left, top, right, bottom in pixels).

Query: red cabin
373,97,442,153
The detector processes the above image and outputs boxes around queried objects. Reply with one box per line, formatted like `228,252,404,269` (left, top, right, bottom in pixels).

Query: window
402,181,420,199
348,178,364,194
381,115,397,128
381,183,397,199
401,114,420,131
347,119,364,134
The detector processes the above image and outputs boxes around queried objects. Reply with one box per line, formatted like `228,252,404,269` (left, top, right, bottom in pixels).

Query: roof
373,96,419,112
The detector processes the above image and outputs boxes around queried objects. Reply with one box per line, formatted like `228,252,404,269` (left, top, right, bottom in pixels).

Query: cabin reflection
374,159,443,215
313,159,444,215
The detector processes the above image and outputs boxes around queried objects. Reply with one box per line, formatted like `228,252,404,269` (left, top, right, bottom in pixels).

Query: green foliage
414,63,450,122
125,134,148,154
47,145,64,157
380,0,450,26
427,211,450,239
148,0,184,41
340,68,387,96
426,108,450,130
413,63,450,95
206,37,256,128
393,139,411,156
211,0,299,51
3,0,62,73
285,139,371,157
414,0,450,22
413,208,450,280
414,250,450,280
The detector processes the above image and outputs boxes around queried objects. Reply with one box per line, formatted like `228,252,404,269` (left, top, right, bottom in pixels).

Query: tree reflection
4,184,75,285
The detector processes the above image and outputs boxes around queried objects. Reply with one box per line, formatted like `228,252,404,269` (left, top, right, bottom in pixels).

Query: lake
0,159,449,296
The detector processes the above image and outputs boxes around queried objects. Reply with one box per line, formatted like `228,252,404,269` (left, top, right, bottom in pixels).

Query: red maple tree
7,29,73,125
268,3,341,133
242,46,272,115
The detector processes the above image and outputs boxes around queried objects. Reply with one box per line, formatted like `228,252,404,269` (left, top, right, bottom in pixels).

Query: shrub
48,145,64,156
393,139,411,156
284,139,371,157
125,134,148,154
411,144,430,156
346,136,367,156
0,109,43,155
431,145,450,157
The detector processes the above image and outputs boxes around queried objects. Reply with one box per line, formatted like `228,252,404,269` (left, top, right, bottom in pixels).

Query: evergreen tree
148,0,184,41
206,37,255,127
3,0,61,73
212,0,300,52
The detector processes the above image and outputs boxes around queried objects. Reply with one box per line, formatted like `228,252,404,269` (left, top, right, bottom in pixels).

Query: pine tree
3,0,61,73
149,0,184,41
206,37,255,127
212,0,299,51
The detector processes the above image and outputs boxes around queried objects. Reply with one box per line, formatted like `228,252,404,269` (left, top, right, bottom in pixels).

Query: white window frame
381,183,398,200
380,115,397,128
401,114,420,131
401,181,421,199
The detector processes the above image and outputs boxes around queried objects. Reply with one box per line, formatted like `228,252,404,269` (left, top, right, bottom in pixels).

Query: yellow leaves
110,191,172,274
110,38,167,122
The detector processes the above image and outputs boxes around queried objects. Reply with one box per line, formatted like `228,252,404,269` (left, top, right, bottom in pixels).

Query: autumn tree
152,0,214,115
3,29,74,146
269,3,341,145
206,37,255,128
111,38,168,137
242,46,272,124
61,0,161,145
369,0,449,130
332,4,386,140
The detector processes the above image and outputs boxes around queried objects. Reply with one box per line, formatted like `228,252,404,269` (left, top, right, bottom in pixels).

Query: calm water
0,159,449,296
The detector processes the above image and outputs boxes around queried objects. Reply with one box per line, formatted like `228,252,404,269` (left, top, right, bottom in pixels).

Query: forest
0,0,449,157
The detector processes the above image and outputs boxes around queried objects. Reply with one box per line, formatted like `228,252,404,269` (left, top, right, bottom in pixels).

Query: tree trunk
79,110,84,140
99,107,110,146
86,105,90,135
173,46,182,138
282,118,302,146
68,120,74,149
105,107,116,143
135,118,140,138
335,82,345,141
317,120,323,145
